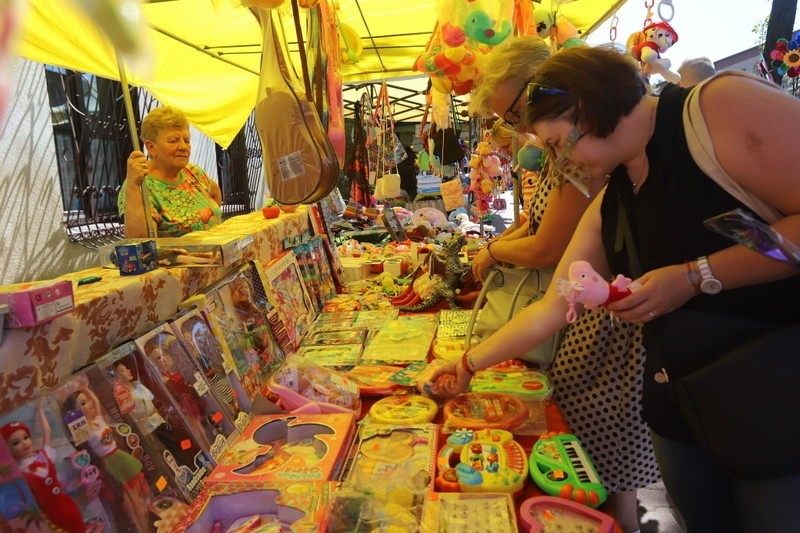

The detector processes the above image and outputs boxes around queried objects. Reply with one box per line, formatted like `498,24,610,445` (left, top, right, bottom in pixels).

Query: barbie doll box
0,279,74,328
206,413,356,485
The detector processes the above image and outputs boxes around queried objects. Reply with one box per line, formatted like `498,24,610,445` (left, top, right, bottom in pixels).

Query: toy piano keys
529,432,608,508
436,428,528,494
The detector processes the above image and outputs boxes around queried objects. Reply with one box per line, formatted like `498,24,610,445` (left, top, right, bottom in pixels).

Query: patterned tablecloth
0,208,310,414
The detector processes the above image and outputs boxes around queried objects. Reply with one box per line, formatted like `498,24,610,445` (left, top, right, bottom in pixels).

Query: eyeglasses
526,83,571,106
502,77,534,128
503,81,571,129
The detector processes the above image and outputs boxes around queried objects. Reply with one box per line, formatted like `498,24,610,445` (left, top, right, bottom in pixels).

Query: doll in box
177,313,249,416
143,332,223,448
113,362,200,468
61,386,153,532
2,399,85,532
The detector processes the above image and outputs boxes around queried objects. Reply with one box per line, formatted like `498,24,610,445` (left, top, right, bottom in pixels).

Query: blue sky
585,0,798,69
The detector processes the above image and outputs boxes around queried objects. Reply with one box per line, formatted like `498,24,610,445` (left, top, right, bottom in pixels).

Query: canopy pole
116,51,156,239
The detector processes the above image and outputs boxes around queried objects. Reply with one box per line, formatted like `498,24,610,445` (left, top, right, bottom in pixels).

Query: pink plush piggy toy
557,261,639,323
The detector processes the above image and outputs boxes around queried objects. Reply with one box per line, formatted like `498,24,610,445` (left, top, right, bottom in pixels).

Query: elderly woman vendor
118,106,223,238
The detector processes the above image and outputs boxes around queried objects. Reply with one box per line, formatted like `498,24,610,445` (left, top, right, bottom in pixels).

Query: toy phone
704,208,800,265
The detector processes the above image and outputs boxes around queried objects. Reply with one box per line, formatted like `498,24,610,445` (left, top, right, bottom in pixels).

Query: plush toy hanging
534,8,584,50
626,21,681,84
466,138,505,216
414,0,515,94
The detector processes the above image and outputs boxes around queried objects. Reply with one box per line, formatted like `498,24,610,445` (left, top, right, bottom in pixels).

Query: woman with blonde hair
119,106,223,237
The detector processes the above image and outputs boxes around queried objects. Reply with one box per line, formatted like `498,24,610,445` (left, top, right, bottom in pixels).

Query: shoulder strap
682,71,783,223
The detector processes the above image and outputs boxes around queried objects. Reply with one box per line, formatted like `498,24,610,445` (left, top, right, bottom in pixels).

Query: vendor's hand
126,151,150,187
606,264,697,323
471,247,496,282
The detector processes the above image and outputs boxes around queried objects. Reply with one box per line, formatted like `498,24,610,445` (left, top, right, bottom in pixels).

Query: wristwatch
696,256,723,294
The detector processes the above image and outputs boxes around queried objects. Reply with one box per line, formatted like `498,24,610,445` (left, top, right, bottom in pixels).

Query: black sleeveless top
600,84,800,439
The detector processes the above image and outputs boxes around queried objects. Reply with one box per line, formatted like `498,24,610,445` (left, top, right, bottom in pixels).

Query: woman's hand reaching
126,151,150,188
471,246,497,282
417,358,473,398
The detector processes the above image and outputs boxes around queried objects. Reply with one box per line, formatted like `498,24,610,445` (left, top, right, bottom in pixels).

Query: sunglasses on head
526,83,570,105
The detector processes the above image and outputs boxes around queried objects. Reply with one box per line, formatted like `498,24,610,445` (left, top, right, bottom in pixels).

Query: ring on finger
648,311,656,318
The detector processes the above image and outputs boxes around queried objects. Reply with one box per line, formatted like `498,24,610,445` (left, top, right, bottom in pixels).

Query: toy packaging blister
300,327,366,347
134,324,239,460
329,424,438,532
345,365,409,396
420,492,518,533
293,242,325,313
170,307,252,428
437,309,477,337
306,236,338,304
177,480,333,533
359,317,437,365
86,346,215,505
351,308,399,328
469,362,552,402
432,335,479,361
207,414,355,485
442,391,547,436
313,311,358,326
260,252,317,351
294,344,363,371
268,356,361,415
367,395,439,425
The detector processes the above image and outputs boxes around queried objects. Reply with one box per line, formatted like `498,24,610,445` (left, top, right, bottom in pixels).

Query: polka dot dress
549,310,661,493
528,166,660,494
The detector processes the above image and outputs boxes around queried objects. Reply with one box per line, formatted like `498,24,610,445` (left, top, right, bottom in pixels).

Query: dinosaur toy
395,233,469,312
556,261,640,323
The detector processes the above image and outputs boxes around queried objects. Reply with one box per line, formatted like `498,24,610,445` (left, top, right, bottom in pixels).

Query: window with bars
43,66,262,249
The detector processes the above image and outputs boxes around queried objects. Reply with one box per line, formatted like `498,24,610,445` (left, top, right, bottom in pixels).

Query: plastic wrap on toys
267,356,361,415
329,424,438,532
345,365,410,396
518,495,615,533
442,391,547,436
170,308,252,427
259,253,316,351
90,343,214,503
360,317,437,365
134,324,239,460
367,395,439,425
421,492,518,533
294,344,363,371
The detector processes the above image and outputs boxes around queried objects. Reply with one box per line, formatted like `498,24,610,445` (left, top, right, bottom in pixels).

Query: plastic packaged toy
368,395,438,425
170,308,252,427
268,356,361,415
134,324,239,459
294,344,363,371
345,365,409,396
442,392,529,433
420,492,518,533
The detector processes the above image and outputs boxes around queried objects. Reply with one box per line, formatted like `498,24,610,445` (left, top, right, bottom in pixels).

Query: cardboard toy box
115,238,159,275
206,413,356,484
157,233,254,267
0,279,74,328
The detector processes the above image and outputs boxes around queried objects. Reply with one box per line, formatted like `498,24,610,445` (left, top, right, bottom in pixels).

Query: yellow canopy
17,0,625,147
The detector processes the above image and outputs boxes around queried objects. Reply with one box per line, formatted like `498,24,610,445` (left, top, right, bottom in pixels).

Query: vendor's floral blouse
118,163,222,237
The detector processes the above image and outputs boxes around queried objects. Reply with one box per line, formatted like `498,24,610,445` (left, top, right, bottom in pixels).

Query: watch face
701,278,723,294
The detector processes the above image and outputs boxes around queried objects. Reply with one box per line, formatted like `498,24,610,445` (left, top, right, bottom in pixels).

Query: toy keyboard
529,432,608,508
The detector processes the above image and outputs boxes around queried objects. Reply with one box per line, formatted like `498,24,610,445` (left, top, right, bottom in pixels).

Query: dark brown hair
524,45,647,138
